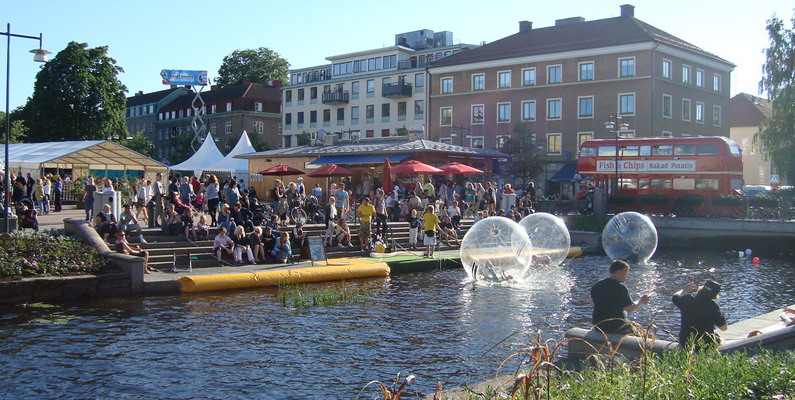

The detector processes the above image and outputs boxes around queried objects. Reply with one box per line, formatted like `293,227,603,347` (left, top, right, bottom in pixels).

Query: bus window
731,179,743,191
697,144,719,155
620,145,639,157
673,178,695,190
598,146,616,156
640,146,651,156
651,145,673,156
579,146,596,157
619,178,637,189
639,178,650,190
674,144,696,155
729,144,741,156
651,178,672,189
696,178,719,190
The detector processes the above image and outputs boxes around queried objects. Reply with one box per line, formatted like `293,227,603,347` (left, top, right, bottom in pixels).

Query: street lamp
604,115,629,196
2,23,50,232
449,124,471,147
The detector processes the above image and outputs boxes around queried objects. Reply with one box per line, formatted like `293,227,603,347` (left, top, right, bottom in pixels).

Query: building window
619,57,635,77
310,87,317,101
398,102,407,120
352,81,360,97
225,121,232,134
366,105,374,123
547,133,562,154
662,131,672,137
522,100,536,121
522,68,536,86
682,98,691,121
662,94,672,118
498,71,511,88
210,123,217,134
578,96,594,118
351,107,359,124
381,128,390,138
210,105,216,114
663,59,672,79
497,103,511,123
337,108,345,125
619,93,635,116
366,79,375,96
415,73,424,91
440,107,452,126
323,109,330,124
365,129,374,138
695,102,704,123
471,136,484,149
310,110,317,125
381,103,390,121
547,98,562,120
713,105,721,126
713,74,721,92
578,132,593,147
547,65,562,84
296,89,304,103
297,112,304,127
579,62,594,81
472,105,484,124
255,102,263,112
414,100,424,119
682,65,691,84
696,69,705,88
254,121,264,134
472,74,485,91
285,90,292,104
439,137,452,144
441,77,453,94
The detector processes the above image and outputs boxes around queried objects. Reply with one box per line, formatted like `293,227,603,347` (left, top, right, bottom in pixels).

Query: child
408,208,420,250
195,192,204,211
422,205,441,258
401,199,410,222
197,214,209,240
324,216,337,247
270,231,292,263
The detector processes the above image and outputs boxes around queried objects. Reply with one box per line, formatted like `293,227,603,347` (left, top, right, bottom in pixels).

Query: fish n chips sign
596,159,696,172
160,69,209,86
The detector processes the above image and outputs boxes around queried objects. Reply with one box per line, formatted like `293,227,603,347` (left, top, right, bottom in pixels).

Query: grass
276,280,369,309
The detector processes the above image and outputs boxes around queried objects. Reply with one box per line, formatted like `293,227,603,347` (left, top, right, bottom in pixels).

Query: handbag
424,230,435,238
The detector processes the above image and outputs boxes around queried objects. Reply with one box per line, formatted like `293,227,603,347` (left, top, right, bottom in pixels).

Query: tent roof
3,140,167,171
169,132,224,171
204,131,255,173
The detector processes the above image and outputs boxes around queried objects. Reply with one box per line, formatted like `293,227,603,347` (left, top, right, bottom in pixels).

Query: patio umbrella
306,163,354,178
436,162,484,175
257,164,305,176
390,160,444,174
382,158,393,193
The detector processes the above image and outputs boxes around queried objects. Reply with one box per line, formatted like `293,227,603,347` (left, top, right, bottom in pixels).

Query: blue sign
160,69,209,86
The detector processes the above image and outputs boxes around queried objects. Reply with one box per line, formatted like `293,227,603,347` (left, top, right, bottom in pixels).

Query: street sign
770,174,780,184
160,69,209,86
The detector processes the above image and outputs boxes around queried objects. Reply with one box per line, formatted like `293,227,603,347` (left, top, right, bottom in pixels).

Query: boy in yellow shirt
421,204,441,258
357,197,376,251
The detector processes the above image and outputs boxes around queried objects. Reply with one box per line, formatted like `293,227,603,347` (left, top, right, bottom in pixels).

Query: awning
310,154,411,165
549,163,578,182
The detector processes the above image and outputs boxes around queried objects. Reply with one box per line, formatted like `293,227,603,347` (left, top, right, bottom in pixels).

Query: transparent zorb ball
519,212,571,268
601,212,658,263
461,217,533,282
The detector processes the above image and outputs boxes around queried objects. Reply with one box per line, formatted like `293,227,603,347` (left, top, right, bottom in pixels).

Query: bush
639,194,668,205
712,195,743,207
567,215,611,232
749,194,778,208
0,231,108,279
674,194,704,206
607,194,635,205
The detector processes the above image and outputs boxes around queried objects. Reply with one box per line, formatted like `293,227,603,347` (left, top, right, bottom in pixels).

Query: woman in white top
446,200,461,230
136,178,150,222
42,178,52,214
205,174,220,226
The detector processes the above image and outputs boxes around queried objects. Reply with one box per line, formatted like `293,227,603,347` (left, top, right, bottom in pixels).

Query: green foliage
639,194,668,205
116,130,155,159
23,41,127,142
567,215,610,232
297,132,311,146
0,111,29,143
215,47,290,88
674,194,704,206
749,193,779,207
277,281,368,309
0,231,108,279
608,194,635,204
395,126,408,136
756,12,795,182
170,131,198,165
503,123,546,186
250,135,270,152
712,194,743,207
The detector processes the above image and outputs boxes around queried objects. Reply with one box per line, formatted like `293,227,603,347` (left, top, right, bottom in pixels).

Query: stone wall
0,272,131,306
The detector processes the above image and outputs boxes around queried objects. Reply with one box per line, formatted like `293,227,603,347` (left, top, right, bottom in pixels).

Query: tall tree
23,41,127,142
215,47,289,87
756,12,795,182
502,123,547,186
116,131,156,159
0,110,28,143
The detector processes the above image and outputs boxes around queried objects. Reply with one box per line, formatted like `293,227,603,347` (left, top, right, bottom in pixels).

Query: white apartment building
281,29,475,148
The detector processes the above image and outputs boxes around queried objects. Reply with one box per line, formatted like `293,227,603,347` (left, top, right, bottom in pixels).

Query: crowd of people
0,172,67,230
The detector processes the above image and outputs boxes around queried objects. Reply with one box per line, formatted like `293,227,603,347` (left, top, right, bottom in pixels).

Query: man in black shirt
590,260,651,334
672,280,727,351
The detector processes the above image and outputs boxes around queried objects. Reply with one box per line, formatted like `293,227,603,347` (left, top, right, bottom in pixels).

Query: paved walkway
34,205,87,231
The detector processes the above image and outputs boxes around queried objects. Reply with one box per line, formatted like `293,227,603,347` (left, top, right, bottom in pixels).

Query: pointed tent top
170,132,224,172
225,130,255,158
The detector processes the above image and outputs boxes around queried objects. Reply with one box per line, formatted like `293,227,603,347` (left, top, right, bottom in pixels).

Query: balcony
382,82,413,98
322,90,349,104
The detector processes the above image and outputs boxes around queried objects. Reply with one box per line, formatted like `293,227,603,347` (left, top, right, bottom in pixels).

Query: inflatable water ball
518,212,570,268
461,217,533,282
601,212,658,263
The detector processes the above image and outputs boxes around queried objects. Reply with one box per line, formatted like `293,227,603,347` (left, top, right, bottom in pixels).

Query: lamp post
604,115,629,196
449,124,471,147
2,23,49,232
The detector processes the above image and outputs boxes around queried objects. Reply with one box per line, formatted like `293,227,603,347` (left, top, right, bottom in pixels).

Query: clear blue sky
2,0,793,111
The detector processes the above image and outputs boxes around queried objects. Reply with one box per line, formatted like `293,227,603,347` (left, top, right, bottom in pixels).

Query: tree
23,41,127,142
170,132,197,165
215,47,289,87
0,110,28,143
502,122,547,186
116,131,155,159
756,12,795,182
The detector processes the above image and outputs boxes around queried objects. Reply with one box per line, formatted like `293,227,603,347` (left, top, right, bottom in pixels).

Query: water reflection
1,251,794,399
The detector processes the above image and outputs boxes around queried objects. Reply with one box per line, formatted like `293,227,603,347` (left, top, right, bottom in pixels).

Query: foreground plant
277,281,369,308
0,231,107,279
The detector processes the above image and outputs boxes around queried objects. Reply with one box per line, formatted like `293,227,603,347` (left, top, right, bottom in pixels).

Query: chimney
242,78,251,85
211,85,218,91
620,4,635,17
519,21,533,33
272,80,283,89
135,90,143,96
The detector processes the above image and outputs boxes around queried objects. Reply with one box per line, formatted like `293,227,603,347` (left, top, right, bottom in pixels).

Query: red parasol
382,158,393,192
307,164,354,178
390,160,444,174
436,162,484,175
257,164,305,176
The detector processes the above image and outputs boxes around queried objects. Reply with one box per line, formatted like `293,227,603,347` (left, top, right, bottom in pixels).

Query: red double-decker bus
577,136,744,214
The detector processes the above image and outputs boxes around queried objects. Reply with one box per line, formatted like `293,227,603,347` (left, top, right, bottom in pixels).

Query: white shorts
423,233,436,246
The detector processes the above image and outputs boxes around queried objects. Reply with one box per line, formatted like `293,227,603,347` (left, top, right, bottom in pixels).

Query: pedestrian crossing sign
770,174,780,184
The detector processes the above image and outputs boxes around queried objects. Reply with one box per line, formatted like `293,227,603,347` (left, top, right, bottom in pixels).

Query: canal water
1,250,794,399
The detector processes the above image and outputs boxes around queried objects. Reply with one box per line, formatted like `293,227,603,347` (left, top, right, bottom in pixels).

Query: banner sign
596,159,696,172
160,69,209,86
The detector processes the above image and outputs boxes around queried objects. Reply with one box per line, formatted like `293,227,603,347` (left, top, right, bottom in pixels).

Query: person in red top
503,183,515,194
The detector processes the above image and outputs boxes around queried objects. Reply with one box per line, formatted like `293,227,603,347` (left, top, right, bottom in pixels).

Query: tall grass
277,281,369,309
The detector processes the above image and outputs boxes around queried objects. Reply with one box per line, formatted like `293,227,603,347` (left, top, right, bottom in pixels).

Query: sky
2,0,793,111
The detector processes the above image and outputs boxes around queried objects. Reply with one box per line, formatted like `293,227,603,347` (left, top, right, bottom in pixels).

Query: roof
236,139,508,159
2,140,167,171
126,87,185,107
160,83,281,110
431,15,733,69
204,131,256,173
170,133,225,171
730,93,772,127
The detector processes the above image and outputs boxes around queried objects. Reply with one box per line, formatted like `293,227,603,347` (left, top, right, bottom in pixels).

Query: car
743,185,773,198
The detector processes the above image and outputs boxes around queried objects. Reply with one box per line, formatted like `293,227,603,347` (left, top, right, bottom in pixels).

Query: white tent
169,132,224,177
204,130,256,187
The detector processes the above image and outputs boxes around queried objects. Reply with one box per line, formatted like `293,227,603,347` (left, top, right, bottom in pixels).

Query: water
1,250,794,399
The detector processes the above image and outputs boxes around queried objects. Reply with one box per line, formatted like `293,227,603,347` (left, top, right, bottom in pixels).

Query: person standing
205,175,219,226
373,188,388,237
421,204,441,258
83,177,97,221
152,172,165,226
53,176,63,212
589,260,651,334
672,280,728,351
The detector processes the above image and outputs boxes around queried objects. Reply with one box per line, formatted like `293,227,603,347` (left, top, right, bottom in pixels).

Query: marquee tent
204,131,256,186
169,132,224,177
